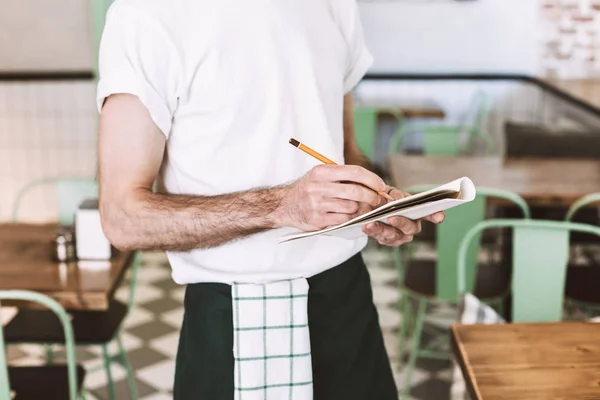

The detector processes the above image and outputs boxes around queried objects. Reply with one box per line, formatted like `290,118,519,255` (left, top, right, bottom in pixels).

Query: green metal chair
389,90,495,156
397,188,530,399
457,219,600,322
8,177,140,400
0,290,85,400
388,123,462,157
566,194,600,223
354,107,378,160
12,178,98,225
398,219,600,399
564,194,600,316
354,107,404,161
4,255,141,400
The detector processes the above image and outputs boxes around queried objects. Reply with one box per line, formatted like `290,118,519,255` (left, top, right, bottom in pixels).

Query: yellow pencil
289,138,393,200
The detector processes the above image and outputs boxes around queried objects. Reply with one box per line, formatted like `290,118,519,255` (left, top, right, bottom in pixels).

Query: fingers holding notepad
362,186,445,247
284,138,434,235
386,187,445,224
279,177,474,243
276,164,390,231
289,138,392,201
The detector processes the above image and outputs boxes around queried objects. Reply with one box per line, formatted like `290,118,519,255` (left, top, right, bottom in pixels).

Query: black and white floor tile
6,243,457,400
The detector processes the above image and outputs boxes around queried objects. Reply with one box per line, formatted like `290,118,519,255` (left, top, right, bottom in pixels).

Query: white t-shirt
97,0,374,284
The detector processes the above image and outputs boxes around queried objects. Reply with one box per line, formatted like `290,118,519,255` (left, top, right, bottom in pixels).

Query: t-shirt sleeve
340,0,374,94
96,4,181,137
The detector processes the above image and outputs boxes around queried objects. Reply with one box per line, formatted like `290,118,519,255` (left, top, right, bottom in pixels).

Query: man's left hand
361,186,445,247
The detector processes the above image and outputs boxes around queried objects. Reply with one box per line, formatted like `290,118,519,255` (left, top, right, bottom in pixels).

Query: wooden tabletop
389,155,600,206
397,105,446,119
0,223,133,311
360,99,446,119
451,322,600,400
395,98,446,119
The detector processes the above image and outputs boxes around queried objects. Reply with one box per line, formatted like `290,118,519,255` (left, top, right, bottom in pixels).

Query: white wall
359,0,541,74
1,0,540,74
0,81,98,222
0,0,93,71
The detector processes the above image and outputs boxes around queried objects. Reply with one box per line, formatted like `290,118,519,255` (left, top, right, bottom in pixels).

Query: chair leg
496,299,505,320
563,299,575,320
585,308,595,320
45,345,54,364
102,344,117,400
117,335,138,400
400,297,427,400
397,290,412,366
394,247,404,284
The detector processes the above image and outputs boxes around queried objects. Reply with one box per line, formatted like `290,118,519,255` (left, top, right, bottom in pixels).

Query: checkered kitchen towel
232,279,313,400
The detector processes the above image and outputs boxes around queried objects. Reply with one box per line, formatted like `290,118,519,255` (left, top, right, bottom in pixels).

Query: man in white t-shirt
97,0,443,398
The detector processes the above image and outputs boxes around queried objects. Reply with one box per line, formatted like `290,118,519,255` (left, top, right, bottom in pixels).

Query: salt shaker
52,229,76,262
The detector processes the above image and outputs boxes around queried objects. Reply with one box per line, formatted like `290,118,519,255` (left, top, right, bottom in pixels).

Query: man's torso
108,0,368,283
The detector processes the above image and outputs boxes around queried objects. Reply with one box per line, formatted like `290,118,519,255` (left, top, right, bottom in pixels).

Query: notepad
279,177,475,243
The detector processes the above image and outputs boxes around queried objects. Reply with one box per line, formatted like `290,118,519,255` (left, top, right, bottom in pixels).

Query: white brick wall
541,0,600,78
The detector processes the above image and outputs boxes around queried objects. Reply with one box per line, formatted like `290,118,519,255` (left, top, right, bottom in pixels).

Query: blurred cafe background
2,0,600,399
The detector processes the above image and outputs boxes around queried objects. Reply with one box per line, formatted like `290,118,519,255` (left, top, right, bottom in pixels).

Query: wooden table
361,99,446,119
451,322,600,400
0,223,133,311
396,98,446,119
389,155,600,206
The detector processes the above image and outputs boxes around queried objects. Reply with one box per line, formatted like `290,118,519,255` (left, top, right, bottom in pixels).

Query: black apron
173,252,397,400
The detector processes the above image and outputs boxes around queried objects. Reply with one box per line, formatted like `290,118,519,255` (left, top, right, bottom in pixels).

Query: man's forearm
101,187,286,252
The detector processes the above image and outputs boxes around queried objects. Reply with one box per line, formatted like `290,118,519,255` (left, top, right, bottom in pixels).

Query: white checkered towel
232,279,313,400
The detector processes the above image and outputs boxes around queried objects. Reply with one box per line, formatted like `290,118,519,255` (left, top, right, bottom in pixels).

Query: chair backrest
458,220,600,322
389,124,462,157
422,126,462,156
458,90,493,133
0,291,78,400
12,178,98,225
459,90,494,154
389,91,494,157
404,185,531,301
566,193,600,222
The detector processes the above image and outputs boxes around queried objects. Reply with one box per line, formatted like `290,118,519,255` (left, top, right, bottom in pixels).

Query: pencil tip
289,138,300,147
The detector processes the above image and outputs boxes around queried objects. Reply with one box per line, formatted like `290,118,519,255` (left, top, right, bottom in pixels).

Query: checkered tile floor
6,243,457,400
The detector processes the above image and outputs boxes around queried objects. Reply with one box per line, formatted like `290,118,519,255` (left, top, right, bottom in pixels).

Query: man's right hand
273,164,387,231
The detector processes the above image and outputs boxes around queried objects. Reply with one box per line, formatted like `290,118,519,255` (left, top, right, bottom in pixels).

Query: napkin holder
75,198,111,260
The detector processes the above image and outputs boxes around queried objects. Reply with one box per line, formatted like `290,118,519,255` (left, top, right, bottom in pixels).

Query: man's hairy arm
99,94,388,252
99,94,286,252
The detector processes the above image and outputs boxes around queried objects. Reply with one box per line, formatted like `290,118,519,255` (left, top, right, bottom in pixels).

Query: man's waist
167,235,367,285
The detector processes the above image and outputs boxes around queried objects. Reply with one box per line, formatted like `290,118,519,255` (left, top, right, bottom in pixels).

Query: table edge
0,223,135,311
450,324,483,400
